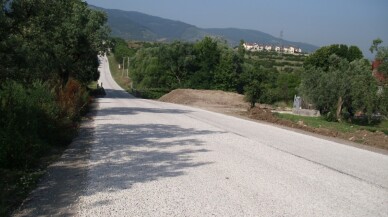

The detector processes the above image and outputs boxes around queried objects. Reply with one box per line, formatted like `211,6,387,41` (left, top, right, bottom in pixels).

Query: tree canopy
304,44,363,70
301,53,383,121
0,0,109,86
0,0,109,169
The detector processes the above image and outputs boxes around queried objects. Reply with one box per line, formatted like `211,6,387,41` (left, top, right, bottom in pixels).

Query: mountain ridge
91,5,319,52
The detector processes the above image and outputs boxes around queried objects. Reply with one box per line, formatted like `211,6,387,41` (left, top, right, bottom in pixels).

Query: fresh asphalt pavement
14,55,388,217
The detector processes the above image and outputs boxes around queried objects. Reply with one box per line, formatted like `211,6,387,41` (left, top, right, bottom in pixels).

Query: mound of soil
159,89,249,114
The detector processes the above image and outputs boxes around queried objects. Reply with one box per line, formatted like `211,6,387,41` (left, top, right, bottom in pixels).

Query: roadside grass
107,54,131,89
275,113,388,135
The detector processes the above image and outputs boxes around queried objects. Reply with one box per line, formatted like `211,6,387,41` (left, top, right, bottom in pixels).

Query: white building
243,42,303,54
265,45,272,51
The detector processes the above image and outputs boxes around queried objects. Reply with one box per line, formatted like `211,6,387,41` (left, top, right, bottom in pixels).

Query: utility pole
122,58,125,77
127,57,129,77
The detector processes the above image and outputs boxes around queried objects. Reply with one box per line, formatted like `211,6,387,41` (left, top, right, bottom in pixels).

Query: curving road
15,55,388,216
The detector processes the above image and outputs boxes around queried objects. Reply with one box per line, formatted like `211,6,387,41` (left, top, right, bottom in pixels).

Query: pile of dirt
159,89,388,150
159,89,249,114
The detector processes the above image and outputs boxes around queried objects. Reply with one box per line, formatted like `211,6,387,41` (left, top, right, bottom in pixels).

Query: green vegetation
370,38,388,80
0,0,108,215
110,37,387,126
275,113,388,135
110,37,302,104
300,44,388,122
303,44,363,70
107,54,132,89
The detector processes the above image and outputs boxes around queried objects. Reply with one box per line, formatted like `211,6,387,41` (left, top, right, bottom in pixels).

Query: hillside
91,6,319,53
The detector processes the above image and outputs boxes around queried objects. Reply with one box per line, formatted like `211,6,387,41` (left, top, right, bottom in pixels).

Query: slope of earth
159,89,249,115
159,89,388,150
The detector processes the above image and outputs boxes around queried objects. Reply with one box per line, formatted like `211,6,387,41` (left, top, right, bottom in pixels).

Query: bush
0,80,89,169
0,81,56,168
57,79,90,122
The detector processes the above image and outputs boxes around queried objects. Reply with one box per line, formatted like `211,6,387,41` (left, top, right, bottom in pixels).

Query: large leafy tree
190,37,221,89
242,63,273,108
214,45,243,92
304,44,363,70
301,54,379,121
0,0,109,86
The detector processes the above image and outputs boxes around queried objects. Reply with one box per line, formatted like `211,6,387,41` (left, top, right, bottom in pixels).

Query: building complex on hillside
243,43,303,54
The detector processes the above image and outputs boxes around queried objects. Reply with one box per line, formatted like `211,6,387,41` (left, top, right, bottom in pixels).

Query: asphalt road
14,55,388,217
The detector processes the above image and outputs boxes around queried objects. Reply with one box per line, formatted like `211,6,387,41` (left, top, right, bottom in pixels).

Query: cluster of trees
125,37,300,105
0,0,108,169
121,38,388,122
300,44,388,122
130,37,243,91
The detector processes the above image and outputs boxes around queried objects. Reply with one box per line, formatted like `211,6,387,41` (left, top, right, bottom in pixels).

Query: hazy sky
85,0,388,58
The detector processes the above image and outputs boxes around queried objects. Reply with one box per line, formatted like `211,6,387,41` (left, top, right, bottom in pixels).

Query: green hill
91,6,318,52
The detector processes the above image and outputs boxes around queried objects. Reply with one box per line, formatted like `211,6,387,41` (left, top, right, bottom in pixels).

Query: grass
107,54,131,90
275,113,388,135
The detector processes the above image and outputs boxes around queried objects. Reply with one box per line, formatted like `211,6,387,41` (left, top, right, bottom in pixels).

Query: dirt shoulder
159,89,388,152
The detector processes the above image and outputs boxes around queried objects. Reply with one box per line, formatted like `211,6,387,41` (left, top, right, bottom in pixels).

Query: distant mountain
91,6,318,53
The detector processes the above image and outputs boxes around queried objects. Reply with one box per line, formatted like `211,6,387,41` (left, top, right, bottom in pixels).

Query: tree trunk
336,96,343,122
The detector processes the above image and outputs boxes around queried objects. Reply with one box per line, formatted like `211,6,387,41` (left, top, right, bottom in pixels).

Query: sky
85,0,388,58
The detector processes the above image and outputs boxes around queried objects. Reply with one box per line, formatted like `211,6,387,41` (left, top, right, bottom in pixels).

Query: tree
301,55,378,121
304,44,363,70
370,38,388,82
370,38,382,53
214,45,243,92
242,64,271,108
164,41,196,88
191,37,220,89
0,0,109,86
376,47,388,77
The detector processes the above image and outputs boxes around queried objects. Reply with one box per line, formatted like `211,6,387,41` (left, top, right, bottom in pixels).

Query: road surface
15,55,388,217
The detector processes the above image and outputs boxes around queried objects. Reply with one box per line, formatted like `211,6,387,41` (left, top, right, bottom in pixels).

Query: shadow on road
96,107,192,117
102,88,135,99
14,120,94,217
85,123,223,199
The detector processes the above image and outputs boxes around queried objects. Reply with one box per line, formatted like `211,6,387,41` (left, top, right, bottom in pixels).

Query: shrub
0,79,89,169
57,79,89,122
0,81,58,168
